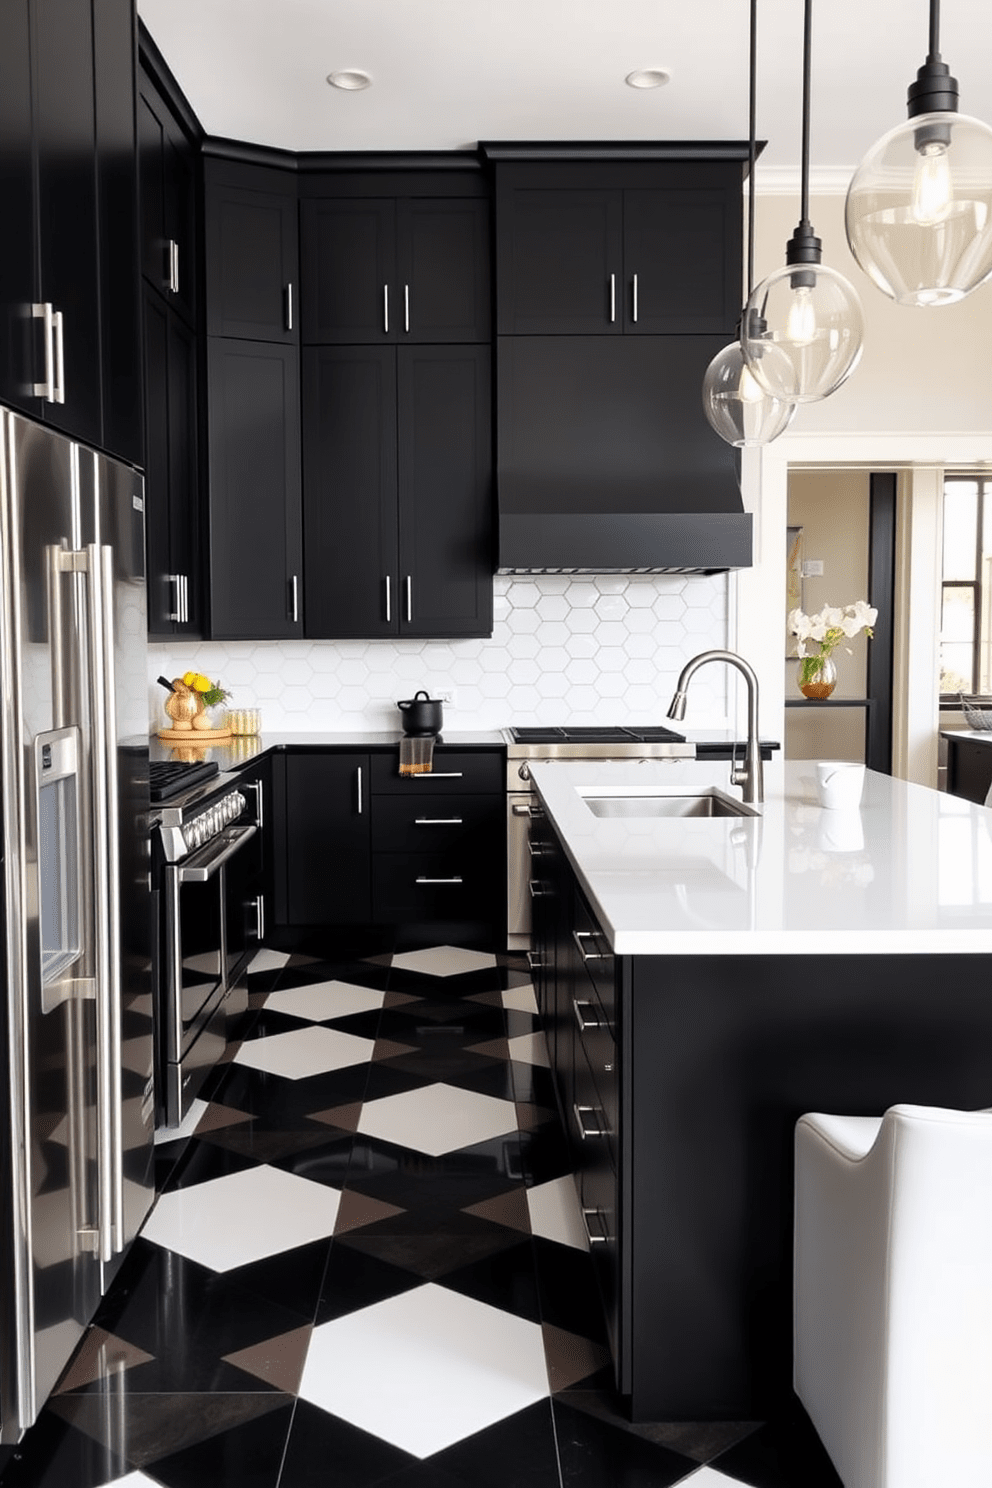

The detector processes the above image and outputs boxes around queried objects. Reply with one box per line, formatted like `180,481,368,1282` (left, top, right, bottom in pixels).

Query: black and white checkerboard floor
0,941,843,1488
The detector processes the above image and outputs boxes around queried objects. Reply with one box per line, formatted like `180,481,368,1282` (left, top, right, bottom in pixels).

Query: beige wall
750,191,992,438
785,468,870,762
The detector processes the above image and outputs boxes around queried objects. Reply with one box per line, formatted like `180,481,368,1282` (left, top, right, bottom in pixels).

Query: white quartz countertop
529,758,992,956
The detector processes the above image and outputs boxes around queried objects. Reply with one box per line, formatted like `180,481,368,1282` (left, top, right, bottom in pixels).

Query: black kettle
397,689,443,736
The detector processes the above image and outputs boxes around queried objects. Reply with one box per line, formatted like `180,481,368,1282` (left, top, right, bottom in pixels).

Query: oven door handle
177,823,257,884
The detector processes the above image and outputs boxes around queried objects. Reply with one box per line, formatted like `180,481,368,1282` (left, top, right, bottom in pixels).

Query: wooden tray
157,728,233,742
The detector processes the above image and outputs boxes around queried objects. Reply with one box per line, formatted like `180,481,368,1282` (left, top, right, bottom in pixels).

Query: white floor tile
507,1031,550,1067
673,1470,746,1487
248,948,291,975
526,1175,589,1251
141,1164,340,1272
358,1082,518,1155
153,1097,207,1145
264,979,385,1022
234,1024,375,1079
502,983,539,1014
391,945,498,978
299,1283,549,1458
103,1475,163,1488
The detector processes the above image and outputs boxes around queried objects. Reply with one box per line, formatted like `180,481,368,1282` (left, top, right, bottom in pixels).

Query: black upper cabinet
138,69,197,326
495,163,742,336
0,0,141,459
143,287,202,637
301,192,490,344
204,156,298,342
303,344,492,639
206,338,303,639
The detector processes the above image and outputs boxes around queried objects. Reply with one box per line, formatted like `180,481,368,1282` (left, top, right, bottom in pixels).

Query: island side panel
627,952,992,1421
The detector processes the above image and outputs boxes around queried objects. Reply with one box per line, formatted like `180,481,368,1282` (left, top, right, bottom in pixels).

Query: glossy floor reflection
0,940,843,1488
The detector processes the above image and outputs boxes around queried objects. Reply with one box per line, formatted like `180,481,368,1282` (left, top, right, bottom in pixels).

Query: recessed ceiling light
327,70,372,91
625,69,671,90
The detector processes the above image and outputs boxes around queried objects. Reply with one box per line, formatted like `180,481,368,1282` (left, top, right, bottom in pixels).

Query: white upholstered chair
793,1104,992,1488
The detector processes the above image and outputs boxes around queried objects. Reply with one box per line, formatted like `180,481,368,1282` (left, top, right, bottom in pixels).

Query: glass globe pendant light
703,0,796,447
845,0,992,306
741,0,863,403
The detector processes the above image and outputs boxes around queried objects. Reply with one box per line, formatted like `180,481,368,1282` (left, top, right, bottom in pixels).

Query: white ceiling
138,0,992,185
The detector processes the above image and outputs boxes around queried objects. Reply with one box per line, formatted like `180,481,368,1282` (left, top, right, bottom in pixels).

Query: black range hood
496,334,752,575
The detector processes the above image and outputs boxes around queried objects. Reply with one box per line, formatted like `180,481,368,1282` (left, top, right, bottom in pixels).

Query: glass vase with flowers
789,601,878,699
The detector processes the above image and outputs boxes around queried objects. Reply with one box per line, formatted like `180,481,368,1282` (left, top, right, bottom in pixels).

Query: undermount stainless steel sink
581,790,758,820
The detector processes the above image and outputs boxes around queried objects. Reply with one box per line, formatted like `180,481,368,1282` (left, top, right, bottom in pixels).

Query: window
939,475,992,700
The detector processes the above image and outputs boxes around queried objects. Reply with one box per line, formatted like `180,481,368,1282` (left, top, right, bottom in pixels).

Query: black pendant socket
785,219,821,288
907,56,959,119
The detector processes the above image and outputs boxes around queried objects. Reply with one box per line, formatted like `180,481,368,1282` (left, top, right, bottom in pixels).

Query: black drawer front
572,992,618,1141
372,851,498,921
371,793,501,852
572,1032,617,1175
573,890,616,1028
370,750,503,795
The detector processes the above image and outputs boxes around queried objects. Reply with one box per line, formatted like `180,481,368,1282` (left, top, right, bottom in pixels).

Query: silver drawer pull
573,1103,611,1140
415,876,463,885
512,802,532,816
415,817,463,825
527,840,548,857
414,772,463,779
527,803,545,819
573,998,602,1033
582,1207,611,1246
529,880,551,898
526,950,545,971
573,929,611,962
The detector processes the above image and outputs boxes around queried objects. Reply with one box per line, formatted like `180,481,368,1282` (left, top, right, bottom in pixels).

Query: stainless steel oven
503,727,695,950
151,764,263,1128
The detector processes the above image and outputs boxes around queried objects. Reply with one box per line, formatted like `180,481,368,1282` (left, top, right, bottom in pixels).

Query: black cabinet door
94,0,143,466
33,0,102,447
138,70,197,326
283,753,371,924
301,199,396,343
496,188,624,335
0,0,35,417
143,289,201,637
622,186,740,334
397,345,492,638
396,197,490,342
205,159,298,342
302,345,398,638
206,338,303,639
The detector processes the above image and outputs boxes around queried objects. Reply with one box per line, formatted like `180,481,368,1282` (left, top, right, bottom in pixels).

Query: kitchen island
528,759,992,1419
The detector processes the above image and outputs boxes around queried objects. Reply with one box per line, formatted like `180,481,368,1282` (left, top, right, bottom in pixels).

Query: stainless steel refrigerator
0,408,155,1444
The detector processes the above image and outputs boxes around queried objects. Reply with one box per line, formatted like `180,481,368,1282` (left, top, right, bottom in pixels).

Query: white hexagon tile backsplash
148,573,730,733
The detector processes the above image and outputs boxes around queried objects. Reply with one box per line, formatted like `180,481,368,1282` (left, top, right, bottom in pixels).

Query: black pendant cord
746,0,757,297
799,0,812,233
929,0,941,61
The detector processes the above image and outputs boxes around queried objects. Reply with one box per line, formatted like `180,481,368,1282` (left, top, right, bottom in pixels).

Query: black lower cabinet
944,732,992,804
271,748,504,948
542,821,992,1422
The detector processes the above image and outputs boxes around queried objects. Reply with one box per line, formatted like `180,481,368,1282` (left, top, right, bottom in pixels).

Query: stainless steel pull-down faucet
667,649,764,805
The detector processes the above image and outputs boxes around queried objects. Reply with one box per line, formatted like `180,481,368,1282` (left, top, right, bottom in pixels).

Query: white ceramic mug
815,761,866,810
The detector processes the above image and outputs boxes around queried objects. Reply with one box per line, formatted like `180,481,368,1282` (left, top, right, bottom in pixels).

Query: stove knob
518,762,531,781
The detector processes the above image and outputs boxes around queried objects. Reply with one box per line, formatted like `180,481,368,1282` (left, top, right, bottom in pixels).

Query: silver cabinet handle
415,817,463,824
512,802,532,816
415,876,463,885
383,283,389,334
404,283,410,333
167,239,180,294
32,302,55,400
573,928,611,962
632,272,638,323
581,1207,611,1245
405,575,412,623
290,574,299,623
529,879,551,898
177,823,258,883
243,778,264,829
356,765,363,815
573,998,603,1032
574,1103,611,1140
384,574,391,623
52,309,65,404
527,803,545,819
527,839,548,857
526,950,545,971
416,771,463,779
255,894,266,941
610,272,616,323
285,282,293,331
167,573,182,622
180,573,189,624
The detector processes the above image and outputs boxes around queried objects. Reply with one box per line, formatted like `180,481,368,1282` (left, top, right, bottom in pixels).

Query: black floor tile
140,1395,295,1488
51,1388,292,1470
313,1243,424,1326
531,1238,612,1345
431,1401,562,1488
0,1409,131,1488
436,1239,543,1322
709,1408,844,1488
279,1399,414,1488
552,1399,701,1488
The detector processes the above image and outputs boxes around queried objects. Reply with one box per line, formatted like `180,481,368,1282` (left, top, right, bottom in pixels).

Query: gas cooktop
504,724,695,760
508,725,687,745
